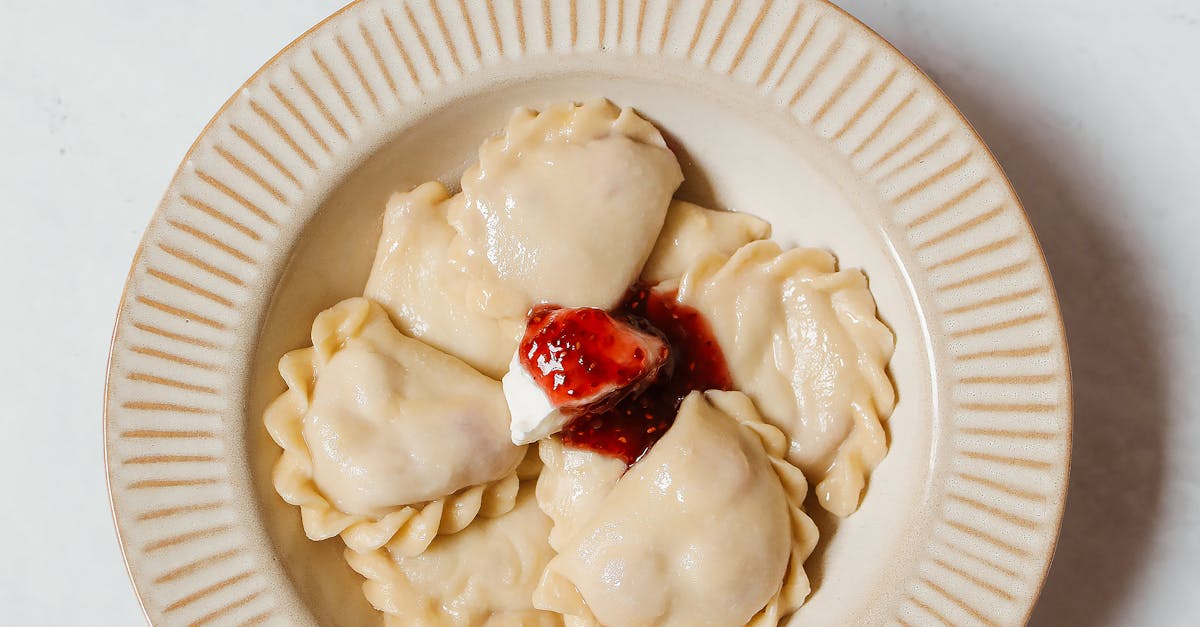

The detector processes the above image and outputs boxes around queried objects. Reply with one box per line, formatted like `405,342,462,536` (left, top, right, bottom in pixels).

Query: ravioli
534,391,818,627
449,100,684,309
676,241,896,516
346,483,562,627
365,181,525,379
265,297,527,554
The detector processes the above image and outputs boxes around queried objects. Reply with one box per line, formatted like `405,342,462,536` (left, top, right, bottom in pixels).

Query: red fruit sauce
545,285,733,465
519,305,670,412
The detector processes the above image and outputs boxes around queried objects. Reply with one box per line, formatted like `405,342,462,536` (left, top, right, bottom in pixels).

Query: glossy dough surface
450,100,684,309
266,100,900,624
676,241,896,516
365,181,524,379
641,199,771,285
346,483,563,627
534,438,627,552
534,391,818,627
265,297,526,553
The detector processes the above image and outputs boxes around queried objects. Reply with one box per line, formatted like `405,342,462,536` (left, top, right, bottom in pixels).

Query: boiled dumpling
534,437,626,552
534,391,818,627
294,298,523,514
364,181,524,379
675,241,896,516
641,199,771,285
265,297,527,554
346,483,563,627
449,100,683,309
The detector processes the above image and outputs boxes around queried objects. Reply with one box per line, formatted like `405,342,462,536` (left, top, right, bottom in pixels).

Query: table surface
2,1,1196,625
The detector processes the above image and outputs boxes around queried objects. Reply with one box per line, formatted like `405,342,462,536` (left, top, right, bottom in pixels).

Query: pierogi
265,297,526,554
534,438,626,553
346,484,561,627
365,181,525,379
676,241,896,516
449,100,684,310
641,199,772,285
533,391,818,627
265,100,896,625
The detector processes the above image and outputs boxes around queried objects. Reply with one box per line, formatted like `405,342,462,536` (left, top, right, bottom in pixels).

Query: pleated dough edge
263,297,524,555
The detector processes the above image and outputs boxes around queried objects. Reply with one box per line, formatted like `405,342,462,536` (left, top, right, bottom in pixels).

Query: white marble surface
1,1,1196,625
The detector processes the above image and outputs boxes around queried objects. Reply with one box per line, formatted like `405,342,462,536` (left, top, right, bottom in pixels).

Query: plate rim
820,3,1075,619
103,0,1073,624
102,4,364,623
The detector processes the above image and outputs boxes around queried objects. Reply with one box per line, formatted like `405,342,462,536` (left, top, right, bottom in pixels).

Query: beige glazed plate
104,1,1071,625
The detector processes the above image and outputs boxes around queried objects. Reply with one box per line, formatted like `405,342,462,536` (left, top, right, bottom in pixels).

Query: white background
1,0,1196,625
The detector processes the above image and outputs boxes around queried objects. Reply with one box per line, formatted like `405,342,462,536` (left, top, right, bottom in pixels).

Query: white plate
105,1,1071,625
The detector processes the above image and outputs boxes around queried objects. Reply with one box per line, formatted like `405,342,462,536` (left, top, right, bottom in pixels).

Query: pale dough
269,100,899,625
449,100,683,309
534,391,818,627
265,297,526,554
365,181,524,379
676,241,896,516
641,199,771,285
346,483,563,627
534,438,626,553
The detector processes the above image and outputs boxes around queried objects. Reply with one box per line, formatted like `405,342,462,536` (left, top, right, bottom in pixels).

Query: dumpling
448,100,684,309
534,391,818,627
364,181,525,379
534,437,626,552
640,199,771,285
345,483,563,627
675,241,896,516
265,297,527,554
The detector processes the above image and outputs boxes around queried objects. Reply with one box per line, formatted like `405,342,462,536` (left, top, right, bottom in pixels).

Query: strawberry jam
559,285,732,464
519,305,670,413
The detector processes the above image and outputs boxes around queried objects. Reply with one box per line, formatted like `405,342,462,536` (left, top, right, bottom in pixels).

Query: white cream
502,350,572,445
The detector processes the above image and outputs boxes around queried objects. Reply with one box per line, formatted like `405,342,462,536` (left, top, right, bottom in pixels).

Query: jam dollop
559,285,732,464
519,305,670,414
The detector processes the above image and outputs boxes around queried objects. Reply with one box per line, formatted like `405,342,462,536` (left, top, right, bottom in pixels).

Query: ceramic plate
105,1,1071,625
